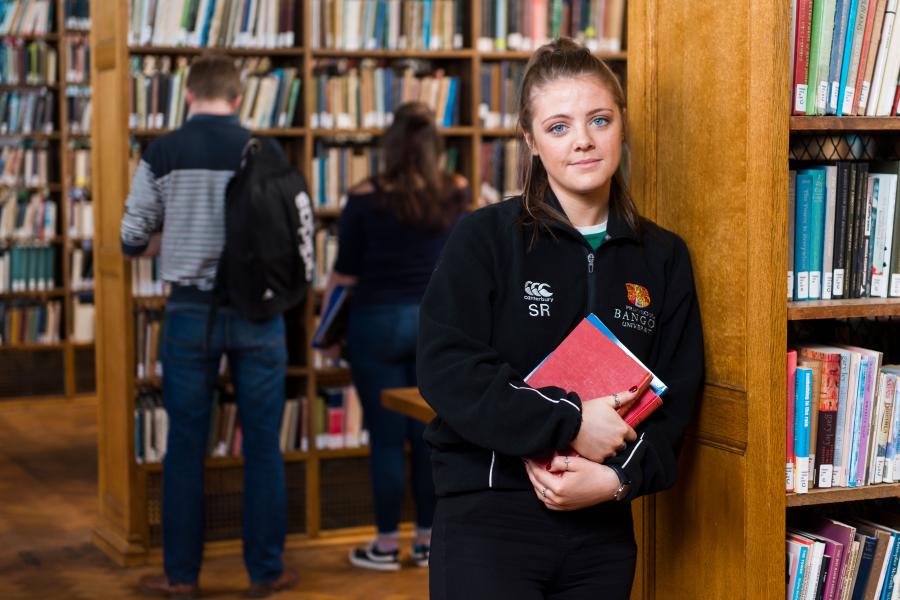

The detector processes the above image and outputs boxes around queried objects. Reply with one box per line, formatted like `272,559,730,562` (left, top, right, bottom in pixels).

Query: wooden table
381,387,435,423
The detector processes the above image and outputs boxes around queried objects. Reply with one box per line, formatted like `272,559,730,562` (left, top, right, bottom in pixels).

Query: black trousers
430,490,637,600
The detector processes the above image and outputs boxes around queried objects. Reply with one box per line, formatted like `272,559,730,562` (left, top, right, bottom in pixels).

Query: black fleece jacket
416,190,704,501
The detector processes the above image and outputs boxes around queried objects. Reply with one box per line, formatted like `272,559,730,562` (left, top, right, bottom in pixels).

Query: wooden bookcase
90,1,634,567
0,0,95,408
625,1,900,598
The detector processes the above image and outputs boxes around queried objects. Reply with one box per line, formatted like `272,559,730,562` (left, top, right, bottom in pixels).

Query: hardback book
525,313,667,431
311,284,349,349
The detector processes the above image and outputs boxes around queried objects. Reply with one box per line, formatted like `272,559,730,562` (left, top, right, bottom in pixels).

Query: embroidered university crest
626,283,651,308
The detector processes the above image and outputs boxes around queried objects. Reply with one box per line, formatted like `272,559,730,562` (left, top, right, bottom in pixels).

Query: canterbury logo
524,281,553,298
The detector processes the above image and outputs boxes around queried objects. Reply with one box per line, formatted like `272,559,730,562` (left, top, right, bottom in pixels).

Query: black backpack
215,138,314,321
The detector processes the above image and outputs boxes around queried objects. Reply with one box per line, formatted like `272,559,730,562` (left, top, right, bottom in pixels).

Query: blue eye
591,116,609,127
549,123,568,135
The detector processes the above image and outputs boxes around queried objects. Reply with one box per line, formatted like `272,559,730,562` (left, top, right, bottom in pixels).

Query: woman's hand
523,455,620,511
569,385,645,462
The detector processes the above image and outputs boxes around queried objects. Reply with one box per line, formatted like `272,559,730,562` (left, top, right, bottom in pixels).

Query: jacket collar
539,186,640,243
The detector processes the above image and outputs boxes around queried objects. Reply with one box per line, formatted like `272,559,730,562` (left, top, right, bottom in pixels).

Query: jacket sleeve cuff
605,431,649,502
121,241,148,257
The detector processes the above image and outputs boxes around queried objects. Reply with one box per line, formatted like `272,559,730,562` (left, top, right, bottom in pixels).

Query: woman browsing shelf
322,101,470,571
417,38,705,599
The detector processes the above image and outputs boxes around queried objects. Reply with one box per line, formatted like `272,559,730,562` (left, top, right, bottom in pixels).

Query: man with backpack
121,54,311,599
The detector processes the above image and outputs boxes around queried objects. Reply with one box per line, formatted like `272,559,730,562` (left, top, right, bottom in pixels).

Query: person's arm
120,151,164,259
417,212,585,458
603,235,705,500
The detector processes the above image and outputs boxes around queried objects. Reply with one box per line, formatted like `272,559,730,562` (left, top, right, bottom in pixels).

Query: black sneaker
349,543,401,571
410,543,430,567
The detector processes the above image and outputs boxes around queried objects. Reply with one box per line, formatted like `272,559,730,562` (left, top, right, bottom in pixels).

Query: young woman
417,38,704,599
325,101,469,571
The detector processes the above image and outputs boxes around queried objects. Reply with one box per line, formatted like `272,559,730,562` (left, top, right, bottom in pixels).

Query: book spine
790,170,797,300
796,172,814,300
796,367,813,494
823,166,838,299
830,0,852,113
788,350,798,492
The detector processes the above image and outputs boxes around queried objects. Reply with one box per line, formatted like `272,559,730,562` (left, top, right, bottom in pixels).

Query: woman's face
525,75,624,205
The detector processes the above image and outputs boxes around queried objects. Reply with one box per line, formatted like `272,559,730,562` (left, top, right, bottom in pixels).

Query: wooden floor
0,401,428,599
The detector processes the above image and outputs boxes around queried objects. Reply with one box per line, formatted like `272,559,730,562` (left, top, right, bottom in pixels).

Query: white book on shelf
868,0,899,114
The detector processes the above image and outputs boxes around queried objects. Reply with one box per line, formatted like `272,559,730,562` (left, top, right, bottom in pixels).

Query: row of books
312,61,461,129
309,0,464,51
68,194,90,239
479,61,524,129
0,142,50,187
131,256,166,297
481,138,521,205
476,0,625,53
71,296,92,342
314,228,338,290
0,190,56,240
786,513,900,600
0,89,54,134
128,0,297,49
791,0,900,116
0,299,61,345
789,162,900,301
64,34,88,84
135,309,161,379
0,0,54,37
0,242,56,292
63,0,88,31
128,55,301,131
787,345,900,494
69,245,91,291
0,39,56,85
311,142,377,210
67,143,88,189
66,86,90,134
134,385,367,464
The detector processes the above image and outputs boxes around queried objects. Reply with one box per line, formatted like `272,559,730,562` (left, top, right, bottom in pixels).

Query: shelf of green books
790,116,900,132
311,49,475,59
787,298,900,320
128,46,305,57
478,50,627,61
786,482,900,507
311,126,474,138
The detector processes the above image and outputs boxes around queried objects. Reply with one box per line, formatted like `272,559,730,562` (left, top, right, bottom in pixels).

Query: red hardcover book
793,0,814,115
525,314,667,431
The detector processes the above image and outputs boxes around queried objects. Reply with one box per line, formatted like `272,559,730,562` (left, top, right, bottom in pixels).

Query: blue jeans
161,302,287,585
346,303,436,535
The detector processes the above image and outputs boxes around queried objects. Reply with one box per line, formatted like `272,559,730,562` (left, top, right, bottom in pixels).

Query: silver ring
540,486,547,498
564,456,570,470
613,393,621,410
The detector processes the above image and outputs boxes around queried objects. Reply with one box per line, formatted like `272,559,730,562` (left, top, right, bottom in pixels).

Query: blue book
444,78,458,128
806,168,827,299
423,0,433,49
796,367,813,493
837,0,860,115
851,532,879,600
199,0,217,47
883,531,900,600
795,172,814,300
793,543,809,600
848,356,870,487
829,0,851,113
374,0,386,49
312,285,350,349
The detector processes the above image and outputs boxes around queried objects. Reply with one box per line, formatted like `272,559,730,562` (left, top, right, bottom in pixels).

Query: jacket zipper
586,251,596,312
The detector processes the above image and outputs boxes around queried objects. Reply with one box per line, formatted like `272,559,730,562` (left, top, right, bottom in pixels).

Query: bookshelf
0,0,95,404
91,0,635,568
627,1,900,598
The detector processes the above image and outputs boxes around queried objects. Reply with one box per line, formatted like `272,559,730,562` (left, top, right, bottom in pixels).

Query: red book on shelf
525,314,667,464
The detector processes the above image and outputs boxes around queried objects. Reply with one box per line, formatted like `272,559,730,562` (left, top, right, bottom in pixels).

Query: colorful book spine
796,366,814,494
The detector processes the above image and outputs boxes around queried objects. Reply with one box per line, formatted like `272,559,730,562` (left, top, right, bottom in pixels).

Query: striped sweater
120,113,250,290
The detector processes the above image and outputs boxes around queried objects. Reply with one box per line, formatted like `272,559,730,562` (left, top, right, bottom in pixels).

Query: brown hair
517,37,640,240
186,54,242,102
377,102,462,230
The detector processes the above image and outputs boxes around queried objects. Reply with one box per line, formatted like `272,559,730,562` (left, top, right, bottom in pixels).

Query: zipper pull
587,253,594,273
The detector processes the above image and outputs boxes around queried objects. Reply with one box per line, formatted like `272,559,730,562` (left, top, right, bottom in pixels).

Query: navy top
334,180,469,305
